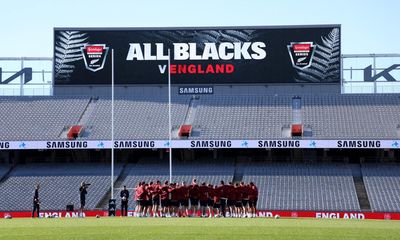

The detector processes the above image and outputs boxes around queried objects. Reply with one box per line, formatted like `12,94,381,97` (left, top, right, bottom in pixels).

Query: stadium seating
192,94,400,139
0,165,10,179
242,163,360,211
5,161,400,213
0,93,399,140
362,164,400,212
0,163,122,211
0,96,90,140
82,95,190,140
302,94,400,139
1,92,400,214
192,95,291,139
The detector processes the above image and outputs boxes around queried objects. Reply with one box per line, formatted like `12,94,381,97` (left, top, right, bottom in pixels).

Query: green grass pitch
1,217,400,240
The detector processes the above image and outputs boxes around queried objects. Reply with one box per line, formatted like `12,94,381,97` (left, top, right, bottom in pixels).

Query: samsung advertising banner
53,25,340,85
1,139,399,150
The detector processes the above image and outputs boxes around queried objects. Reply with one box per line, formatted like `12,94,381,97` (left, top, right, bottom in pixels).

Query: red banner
256,210,400,220
2,210,400,220
1,210,108,218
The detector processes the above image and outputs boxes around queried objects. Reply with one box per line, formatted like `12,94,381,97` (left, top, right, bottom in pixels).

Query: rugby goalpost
110,48,173,199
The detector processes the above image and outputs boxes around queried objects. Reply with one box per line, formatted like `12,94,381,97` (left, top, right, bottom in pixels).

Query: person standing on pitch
160,181,170,217
32,184,40,218
177,181,189,217
217,180,229,217
79,181,89,217
199,182,209,217
248,182,258,218
189,178,200,217
120,185,129,217
151,181,161,217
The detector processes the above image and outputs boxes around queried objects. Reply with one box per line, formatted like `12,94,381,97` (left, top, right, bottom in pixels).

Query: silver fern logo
287,42,316,70
294,28,340,83
81,44,109,72
54,31,88,80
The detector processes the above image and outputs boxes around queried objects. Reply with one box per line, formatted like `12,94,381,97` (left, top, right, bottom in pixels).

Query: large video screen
53,25,340,85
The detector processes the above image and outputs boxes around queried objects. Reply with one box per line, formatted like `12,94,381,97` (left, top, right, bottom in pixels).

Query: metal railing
0,57,52,96
341,54,400,93
0,54,399,96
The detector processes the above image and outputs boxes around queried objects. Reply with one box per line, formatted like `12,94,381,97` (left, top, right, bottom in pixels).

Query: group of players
122,179,259,218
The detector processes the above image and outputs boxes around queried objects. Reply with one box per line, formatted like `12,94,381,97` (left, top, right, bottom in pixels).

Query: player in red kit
199,182,209,217
213,185,221,217
151,181,161,217
234,183,244,218
143,182,153,217
134,182,145,217
140,182,149,217
160,181,170,217
177,181,189,217
168,183,180,217
189,178,200,217
248,182,258,218
207,184,214,218
226,182,236,217
240,182,250,217
217,180,229,217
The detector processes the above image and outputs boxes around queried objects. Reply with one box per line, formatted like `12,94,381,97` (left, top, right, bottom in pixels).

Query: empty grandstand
242,163,360,211
0,96,90,141
0,93,399,141
0,163,122,211
362,164,400,212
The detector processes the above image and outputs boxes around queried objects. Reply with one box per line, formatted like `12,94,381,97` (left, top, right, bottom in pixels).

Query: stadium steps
183,96,199,125
232,156,248,183
57,97,96,139
77,97,98,126
353,176,372,211
232,171,243,183
0,165,14,184
173,96,200,139
96,162,130,209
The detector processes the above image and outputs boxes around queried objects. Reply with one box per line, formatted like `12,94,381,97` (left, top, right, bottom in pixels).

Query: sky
0,0,399,57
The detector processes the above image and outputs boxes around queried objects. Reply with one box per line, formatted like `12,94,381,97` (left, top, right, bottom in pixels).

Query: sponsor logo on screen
126,42,267,61
178,86,213,94
287,42,316,70
54,27,341,84
81,44,109,72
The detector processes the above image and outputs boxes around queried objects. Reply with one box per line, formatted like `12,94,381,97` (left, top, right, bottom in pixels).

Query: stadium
1,24,400,239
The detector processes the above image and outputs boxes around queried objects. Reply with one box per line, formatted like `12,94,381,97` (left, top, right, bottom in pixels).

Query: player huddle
133,179,258,218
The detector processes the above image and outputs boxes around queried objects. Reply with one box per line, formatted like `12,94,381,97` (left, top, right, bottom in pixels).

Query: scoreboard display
53,25,340,85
